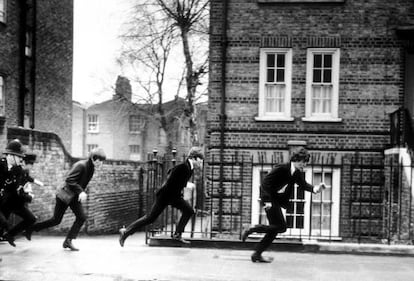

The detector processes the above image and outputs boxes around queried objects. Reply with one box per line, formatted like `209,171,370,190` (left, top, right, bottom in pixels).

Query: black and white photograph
1,0,414,280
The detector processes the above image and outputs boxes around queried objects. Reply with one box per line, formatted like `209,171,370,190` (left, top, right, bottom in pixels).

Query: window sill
301,117,342,123
255,116,295,122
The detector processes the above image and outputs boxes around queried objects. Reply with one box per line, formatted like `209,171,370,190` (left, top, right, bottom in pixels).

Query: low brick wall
6,127,146,235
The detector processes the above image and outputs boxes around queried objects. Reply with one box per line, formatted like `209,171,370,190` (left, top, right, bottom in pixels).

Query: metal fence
145,152,414,245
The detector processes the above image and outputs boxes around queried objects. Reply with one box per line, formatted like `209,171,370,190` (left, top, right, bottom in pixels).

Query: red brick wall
7,127,146,235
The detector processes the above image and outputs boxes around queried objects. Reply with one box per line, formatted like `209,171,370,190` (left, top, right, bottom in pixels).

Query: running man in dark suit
242,147,325,263
119,147,204,247
27,148,106,251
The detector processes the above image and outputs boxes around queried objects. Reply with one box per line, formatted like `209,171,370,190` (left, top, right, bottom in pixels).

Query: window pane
313,192,321,201
313,70,321,83
322,216,331,230
265,85,285,113
286,203,294,214
312,204,321,215
314,172,322,184
267,69,275,82
265,85,275,112
87,144,98,153
129,115,142,132
297,202,304,214
88,115,99,132
314,54,322,67
267,54,275,67
323,69,332,83
296,216,304,228
276,69,284,82
322,203,331,216
322,86,332,113
286,215,293,228
311,216,321,230
322,188,332,201
324,172,332,186
277,54,285,67
323,54,332,67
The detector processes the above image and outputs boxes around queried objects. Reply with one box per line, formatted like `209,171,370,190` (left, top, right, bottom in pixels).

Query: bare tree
119,3,185,150
120,0,209,146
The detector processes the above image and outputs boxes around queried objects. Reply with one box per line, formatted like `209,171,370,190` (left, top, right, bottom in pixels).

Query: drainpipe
29,0,36,129
218,0,228,233
18,0,28,127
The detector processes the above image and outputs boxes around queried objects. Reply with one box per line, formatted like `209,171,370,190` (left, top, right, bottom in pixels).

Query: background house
72,76,205,161
207,0,414,241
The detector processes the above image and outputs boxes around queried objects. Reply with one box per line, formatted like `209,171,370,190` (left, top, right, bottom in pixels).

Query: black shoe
4,233,16,247
119,228,127,247
241,229,251,242
23,229,32,241
251,253,273,263
63,239,79,251
172,233,190,244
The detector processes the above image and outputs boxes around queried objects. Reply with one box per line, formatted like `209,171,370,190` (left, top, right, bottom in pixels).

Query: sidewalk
149,235,414,257
1,233,414,281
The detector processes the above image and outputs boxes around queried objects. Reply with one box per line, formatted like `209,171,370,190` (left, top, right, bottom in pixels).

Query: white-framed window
129,145,141,161
129,115,142,133
0,76,4,116
252,165,341,239
0,0,6,23
256,48,293,121
87,144,98,153
87,114,99,133
303,48,341,122
304,168,340,237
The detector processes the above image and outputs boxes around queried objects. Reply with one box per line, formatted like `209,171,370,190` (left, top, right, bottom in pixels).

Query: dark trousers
1,205,36,237
250,200,287,255
31,196,86,239
0,210,8,231
125,195,195,237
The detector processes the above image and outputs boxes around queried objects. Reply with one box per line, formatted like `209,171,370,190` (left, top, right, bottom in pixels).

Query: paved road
1,233,414,281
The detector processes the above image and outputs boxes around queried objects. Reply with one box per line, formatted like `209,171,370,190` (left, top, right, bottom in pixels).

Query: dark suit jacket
65,158,95,195
261,162,314,209
156,160,193,200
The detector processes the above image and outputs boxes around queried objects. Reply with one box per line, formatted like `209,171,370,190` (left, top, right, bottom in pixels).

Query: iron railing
145,152,414,245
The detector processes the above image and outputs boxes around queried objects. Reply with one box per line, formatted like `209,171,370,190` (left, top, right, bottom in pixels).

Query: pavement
1,233,414,281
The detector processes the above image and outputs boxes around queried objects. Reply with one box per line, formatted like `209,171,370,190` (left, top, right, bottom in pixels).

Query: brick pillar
383,148,414,243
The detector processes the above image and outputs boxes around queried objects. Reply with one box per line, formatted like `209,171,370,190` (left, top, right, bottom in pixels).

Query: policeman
0,139,36,247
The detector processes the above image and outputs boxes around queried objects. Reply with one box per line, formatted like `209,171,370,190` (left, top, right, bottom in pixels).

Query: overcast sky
72,0,132,104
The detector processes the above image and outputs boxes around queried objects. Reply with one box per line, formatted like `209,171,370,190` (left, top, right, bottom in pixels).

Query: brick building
0,0,73,149
207,1,414,241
